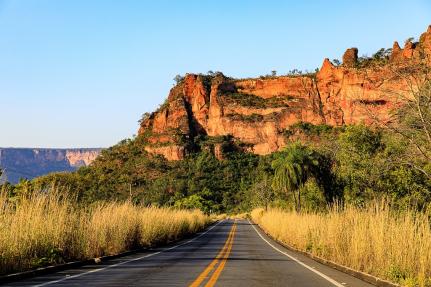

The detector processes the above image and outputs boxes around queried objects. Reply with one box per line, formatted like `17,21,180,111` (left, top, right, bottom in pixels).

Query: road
3,220,375,287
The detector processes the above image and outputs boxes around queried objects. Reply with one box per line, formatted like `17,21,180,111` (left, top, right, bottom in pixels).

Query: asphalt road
3,220,375,287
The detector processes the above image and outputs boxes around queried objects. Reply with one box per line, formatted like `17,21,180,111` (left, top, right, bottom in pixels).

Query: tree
334,125,385,205
395,79,431,177
404,37,415,45
332,59,341,66
271,142,319,212
174,194,212,214
173,74,184,84
271,70,277,77
363,58,431,180
251,176,274,210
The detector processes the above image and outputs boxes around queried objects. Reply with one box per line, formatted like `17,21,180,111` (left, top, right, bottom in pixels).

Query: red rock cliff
139,25,431,160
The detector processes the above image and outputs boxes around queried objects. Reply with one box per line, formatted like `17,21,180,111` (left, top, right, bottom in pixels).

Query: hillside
6,25,431,214
139,25,431,160
0,148,101,184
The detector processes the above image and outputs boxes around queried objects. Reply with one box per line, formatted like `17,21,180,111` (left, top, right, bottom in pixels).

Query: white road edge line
248,219,344,287
32,220,225,287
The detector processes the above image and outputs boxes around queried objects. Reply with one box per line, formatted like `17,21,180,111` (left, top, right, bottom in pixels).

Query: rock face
139,25,431,160
342,47,358,67
0,148,102,184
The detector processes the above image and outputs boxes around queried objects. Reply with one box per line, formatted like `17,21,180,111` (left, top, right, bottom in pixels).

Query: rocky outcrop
138,25,431,160
342,48,358,67
144,145,185,161
390,41,402,62
0,148,101,183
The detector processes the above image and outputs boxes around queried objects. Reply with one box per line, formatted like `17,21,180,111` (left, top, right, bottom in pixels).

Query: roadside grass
251,204,431,287
0,190,209,275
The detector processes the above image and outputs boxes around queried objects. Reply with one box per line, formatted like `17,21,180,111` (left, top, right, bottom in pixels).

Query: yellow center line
189,221,237,287
204,223,236,287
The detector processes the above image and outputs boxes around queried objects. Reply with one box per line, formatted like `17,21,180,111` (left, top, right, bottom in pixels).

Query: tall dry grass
251,204,431,287
0,191,209,275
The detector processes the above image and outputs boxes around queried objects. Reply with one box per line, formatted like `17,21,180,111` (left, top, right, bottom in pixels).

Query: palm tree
271,142,318,212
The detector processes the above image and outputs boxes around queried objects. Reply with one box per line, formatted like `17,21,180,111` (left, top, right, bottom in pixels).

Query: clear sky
0,0,430,148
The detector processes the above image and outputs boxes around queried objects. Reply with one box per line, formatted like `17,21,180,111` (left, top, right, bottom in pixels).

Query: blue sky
0,0,430,148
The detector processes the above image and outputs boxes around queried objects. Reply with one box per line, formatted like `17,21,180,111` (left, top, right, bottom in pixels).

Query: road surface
2,220,375,287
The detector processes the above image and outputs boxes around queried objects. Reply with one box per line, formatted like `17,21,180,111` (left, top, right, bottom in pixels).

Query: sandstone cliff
0,148,101,184
139,25,431,160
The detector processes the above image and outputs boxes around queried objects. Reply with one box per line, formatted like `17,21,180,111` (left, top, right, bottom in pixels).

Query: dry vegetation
251,204,431,287
0,190,209,275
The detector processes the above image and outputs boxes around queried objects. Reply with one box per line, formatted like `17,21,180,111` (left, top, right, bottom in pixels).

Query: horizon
1,0,430,148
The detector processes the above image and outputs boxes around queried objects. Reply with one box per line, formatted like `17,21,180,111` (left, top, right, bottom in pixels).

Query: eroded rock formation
139,25,431,160
342,47,358,67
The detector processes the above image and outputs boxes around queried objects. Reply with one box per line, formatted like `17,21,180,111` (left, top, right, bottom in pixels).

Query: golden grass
251,205,431,287
0,191,209,275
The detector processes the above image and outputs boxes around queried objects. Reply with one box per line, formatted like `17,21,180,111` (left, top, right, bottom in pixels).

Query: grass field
251,205,431,287
0,191,209,275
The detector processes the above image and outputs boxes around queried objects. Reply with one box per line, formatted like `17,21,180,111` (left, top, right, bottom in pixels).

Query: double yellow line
189,221,237,287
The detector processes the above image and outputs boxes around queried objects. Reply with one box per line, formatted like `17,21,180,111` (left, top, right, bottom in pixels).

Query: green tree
173,74,184,84
334,125,384,205
271,142,319,212
332,59,341,66
174,194,212,213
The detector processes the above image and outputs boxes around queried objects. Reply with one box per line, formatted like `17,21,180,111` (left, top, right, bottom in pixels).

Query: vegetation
251,205,431,287
3,30,431,284
173,74,184,84
285,69,317,78
3,115,431,214
355,48,392,68
284,121,336,137
222,92,288,108
226,113,264,122
0,76,430,287
389,73,431,181
271,143,319,212
2,59,431,283
0,134,262,213
0,190,209,275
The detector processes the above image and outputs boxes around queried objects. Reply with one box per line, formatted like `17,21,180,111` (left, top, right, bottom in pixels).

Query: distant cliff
138,25,431,160
0,148,102,184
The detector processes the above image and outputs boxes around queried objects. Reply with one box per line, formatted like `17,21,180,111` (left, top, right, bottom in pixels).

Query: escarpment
0,148,102,183
139,25,431,160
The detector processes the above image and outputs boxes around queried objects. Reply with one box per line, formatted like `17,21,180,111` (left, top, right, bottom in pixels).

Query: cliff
0,148,102,184
139,25,431,160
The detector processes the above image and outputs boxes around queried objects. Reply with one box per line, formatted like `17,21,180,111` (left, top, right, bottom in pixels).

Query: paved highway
3,220,374,287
